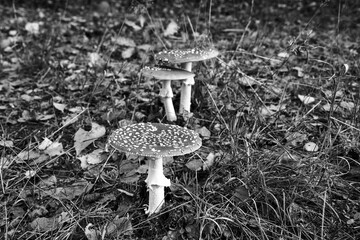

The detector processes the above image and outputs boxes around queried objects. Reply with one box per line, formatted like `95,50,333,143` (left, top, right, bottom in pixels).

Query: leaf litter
1,1,360,240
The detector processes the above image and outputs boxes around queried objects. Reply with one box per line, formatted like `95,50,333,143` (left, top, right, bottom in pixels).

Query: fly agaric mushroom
141,66,195,122
155,47,219,114
108,122,202,215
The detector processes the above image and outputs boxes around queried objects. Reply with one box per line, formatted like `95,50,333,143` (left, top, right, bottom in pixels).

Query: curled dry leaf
53,102,66,113
298,95,315,105
304,142,319,152
85,223,100,240
163,20,179,36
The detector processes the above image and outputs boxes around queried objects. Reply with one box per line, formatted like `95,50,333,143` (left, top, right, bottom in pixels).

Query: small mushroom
141,66,195,121
155,47,219,114
108,122,202,215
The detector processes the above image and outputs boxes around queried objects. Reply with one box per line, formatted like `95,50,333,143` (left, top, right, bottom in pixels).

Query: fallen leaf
124,19,142,31
278,52,289,58
38,138,53,150
298,95,315,105
53,102,66,113
74,122,106,156
238,75,257,86
0,156,12,169
42,179,93,200
286,132,307,146
88,52,106,68
39,138,64,156
203,152,216,170
260,104,285,116
340,101,354,111
292,66,304,77
16,150,41,163
304,142,319,152
137,44,153,52
122,47,136,59
78,149,105,169
37,175,57,188
195,126,211,139
113,36,136,47
232,186,249,201
25,170,37,178
85,223,100,240
163,20,179,36
186,159,203,171
30,217,58,232
0,140,13,148
106,215,133,236
62,113,81,126
44,141,64,157
25,22,40,35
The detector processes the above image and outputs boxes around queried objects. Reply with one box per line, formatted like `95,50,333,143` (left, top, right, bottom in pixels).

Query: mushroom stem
160,80,176,121
145,157,171,215
179,62,193,114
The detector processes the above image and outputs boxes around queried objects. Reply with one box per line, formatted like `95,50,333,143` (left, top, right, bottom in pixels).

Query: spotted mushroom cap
141,66,195,80
155,47,219,64
108,123,202,157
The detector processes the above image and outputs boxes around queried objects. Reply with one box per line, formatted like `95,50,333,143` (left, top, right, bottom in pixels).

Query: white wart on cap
108,123,202,215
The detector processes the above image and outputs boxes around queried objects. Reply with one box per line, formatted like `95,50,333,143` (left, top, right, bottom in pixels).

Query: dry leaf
185,159,203,171
122,47,136,59
0,140,13,148
304,142,319,152
113,36,136,47
16,150,41,163
298,95,315,105
195,126,211,139
203,152,216,170
53,102,66,113
41,179,93,200
78,149,105,169
85,223,100,240
25,22,40,35
30,217,58,232
163,20,179,36
340,101,354,111
238,75,257,86
124,19,142,31
106,215,133,236
74,122,106,156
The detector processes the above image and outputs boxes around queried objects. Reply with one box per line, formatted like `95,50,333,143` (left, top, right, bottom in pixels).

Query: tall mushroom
155,47,219,114
108,122,202,215
141,66,195,122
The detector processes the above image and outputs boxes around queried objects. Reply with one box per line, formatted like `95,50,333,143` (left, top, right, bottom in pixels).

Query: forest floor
0,0,360,239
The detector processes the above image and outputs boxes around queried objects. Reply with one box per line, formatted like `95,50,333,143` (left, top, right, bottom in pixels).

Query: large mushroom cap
155,47,219,64
108,123,202,157
141,66,195,80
